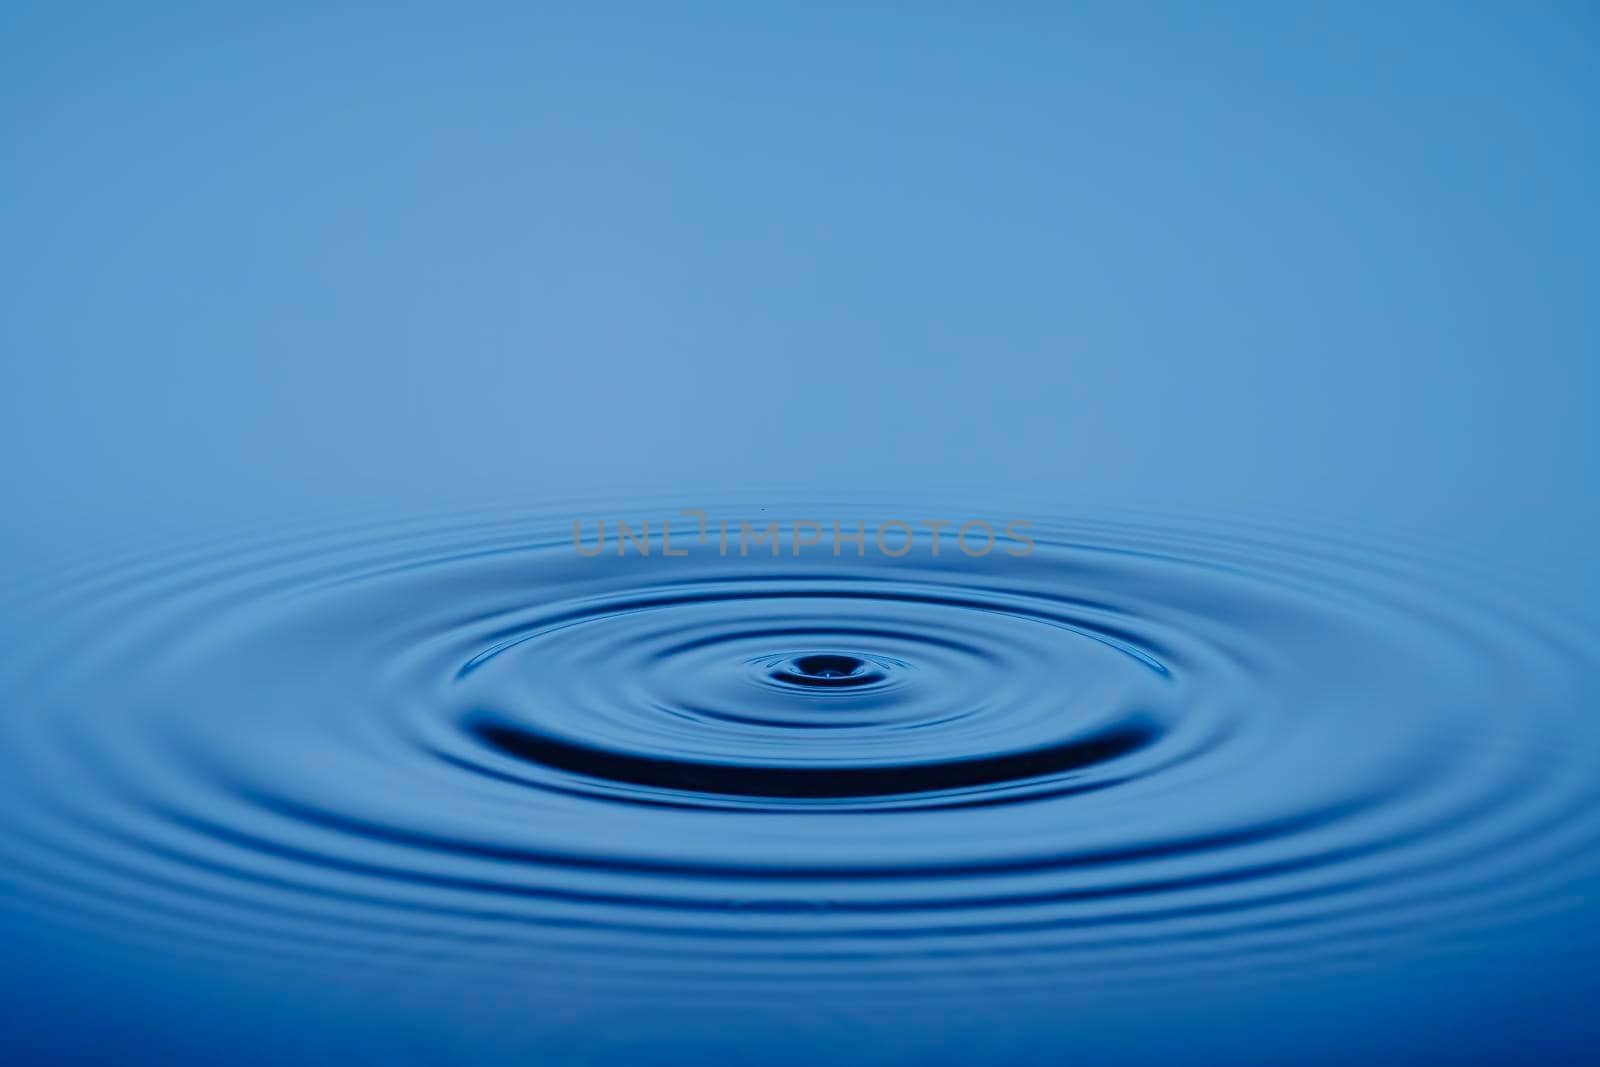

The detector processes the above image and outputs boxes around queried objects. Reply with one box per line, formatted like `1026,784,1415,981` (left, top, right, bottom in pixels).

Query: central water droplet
771,653,887,689
794,654,863,679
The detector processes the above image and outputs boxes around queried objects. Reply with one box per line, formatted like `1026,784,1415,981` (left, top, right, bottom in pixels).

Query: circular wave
1,502,1596,999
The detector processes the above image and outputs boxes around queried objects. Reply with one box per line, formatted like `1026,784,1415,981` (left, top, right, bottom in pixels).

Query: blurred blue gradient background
3,2,1594,561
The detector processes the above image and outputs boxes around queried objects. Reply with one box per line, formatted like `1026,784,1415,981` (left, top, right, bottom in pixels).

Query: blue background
3,2,1595,560
2,5,1597,1065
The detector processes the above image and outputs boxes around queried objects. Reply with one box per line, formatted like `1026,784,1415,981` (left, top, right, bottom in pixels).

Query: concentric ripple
1,500,1597,1007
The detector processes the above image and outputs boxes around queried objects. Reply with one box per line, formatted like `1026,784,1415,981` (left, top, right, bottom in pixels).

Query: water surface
3,498,1596,1064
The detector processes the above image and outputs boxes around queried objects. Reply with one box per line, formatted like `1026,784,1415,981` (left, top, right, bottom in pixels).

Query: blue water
5,5,1599,1063
3,499,1597,1064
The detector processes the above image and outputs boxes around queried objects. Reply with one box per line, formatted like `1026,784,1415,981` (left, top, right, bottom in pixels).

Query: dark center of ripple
451,584,1181,803
772,653,885,689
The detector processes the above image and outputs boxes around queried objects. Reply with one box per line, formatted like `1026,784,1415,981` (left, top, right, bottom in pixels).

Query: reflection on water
2,499,1597,1063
